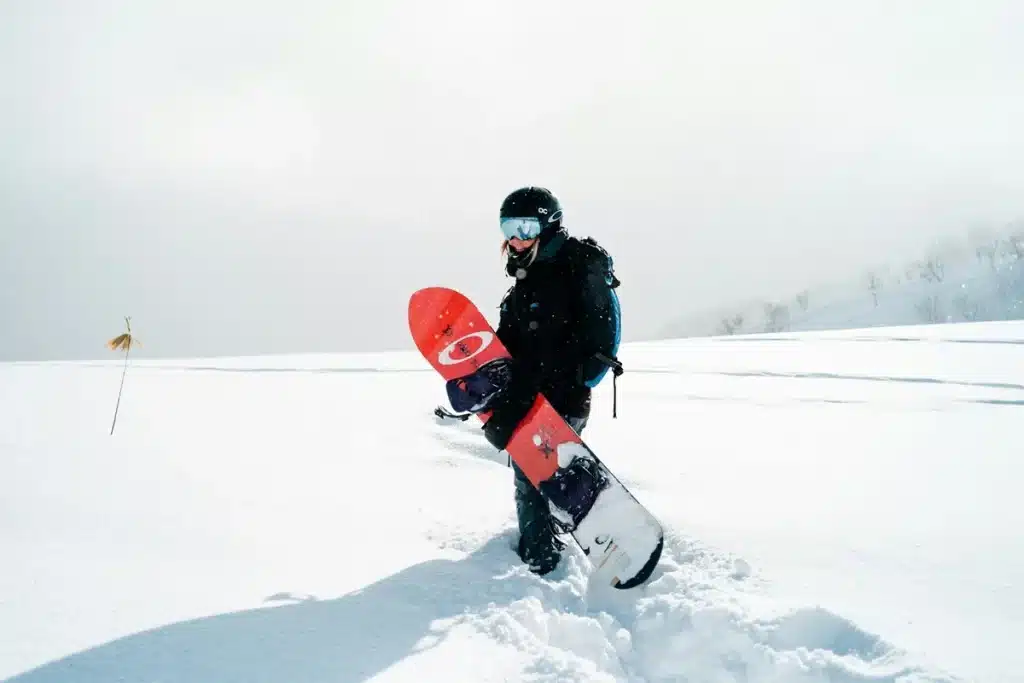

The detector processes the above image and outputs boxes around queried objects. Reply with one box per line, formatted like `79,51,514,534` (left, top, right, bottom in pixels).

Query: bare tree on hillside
719,313,744,335
917,258,945,283
916,294,943,323
1005,220,1024,257
867,271,883,307
1007,234,1024,260
763,302,790,333
953,292,981,321
977,241,999,270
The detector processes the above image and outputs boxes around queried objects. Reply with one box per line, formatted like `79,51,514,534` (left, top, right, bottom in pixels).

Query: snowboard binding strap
433,405,472,421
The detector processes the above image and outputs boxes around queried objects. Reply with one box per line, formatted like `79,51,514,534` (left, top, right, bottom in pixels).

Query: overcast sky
2,0,1023,361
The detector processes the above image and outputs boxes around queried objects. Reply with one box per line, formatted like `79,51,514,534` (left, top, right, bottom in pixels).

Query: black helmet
499,187,563,240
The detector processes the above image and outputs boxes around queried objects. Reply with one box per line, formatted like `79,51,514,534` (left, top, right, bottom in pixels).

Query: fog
2,0,1023,360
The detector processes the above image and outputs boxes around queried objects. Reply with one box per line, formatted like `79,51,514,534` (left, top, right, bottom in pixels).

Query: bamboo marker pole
107,316,140,435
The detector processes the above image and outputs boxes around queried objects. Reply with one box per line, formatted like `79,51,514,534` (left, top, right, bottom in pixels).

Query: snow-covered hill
3,323,1022,683
662,226,1024,339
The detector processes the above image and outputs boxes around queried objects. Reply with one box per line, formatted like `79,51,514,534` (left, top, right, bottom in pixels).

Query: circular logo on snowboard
437,331,494,366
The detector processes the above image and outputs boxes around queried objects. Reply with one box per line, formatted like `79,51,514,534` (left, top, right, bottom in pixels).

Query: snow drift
3,322,1021,682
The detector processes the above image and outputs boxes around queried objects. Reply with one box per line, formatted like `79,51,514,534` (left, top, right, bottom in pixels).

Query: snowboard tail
408,286,663,588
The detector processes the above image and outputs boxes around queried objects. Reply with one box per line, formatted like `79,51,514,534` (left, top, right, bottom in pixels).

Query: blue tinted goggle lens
500,217,543,240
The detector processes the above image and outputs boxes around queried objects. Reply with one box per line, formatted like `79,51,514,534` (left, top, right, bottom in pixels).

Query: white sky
2,0,1023,360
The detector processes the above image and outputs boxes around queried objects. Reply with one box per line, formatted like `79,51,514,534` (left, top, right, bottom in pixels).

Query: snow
2,323,1021,683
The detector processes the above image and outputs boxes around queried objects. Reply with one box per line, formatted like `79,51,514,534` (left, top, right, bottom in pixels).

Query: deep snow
2,322,1021,682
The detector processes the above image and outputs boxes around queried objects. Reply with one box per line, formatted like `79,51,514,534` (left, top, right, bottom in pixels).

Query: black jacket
495,228,621,420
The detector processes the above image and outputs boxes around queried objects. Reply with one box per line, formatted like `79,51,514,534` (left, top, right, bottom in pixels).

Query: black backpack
570,236,624,417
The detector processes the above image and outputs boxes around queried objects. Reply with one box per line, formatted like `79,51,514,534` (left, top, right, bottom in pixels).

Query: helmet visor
500,217,544,241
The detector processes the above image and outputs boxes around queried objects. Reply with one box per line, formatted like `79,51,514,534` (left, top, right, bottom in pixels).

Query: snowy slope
3,324,1022,683
662,230,1024,339
781,256,1024,334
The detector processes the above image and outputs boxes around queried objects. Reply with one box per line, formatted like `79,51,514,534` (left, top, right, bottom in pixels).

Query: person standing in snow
479,186,624,576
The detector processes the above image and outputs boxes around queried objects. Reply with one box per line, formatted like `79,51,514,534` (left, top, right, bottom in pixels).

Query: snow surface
3,323,1022,683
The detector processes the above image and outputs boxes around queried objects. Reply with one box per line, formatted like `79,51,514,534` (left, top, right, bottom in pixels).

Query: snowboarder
479,186,624,576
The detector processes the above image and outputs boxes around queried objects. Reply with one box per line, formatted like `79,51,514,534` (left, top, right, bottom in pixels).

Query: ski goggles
500,216,544,241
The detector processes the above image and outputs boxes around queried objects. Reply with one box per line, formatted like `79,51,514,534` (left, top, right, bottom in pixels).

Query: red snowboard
408,286,663,588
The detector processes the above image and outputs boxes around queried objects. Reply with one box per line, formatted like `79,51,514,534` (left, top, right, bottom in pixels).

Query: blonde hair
501,239,539,267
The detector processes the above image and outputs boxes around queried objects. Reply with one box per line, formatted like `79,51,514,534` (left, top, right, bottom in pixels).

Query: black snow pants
511,414,588,575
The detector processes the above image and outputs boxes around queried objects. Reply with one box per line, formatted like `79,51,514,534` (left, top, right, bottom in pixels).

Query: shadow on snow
6,532,537,683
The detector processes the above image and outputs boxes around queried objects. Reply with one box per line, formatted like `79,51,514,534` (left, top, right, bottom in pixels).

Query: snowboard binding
540,452,610,533
444,358,514,414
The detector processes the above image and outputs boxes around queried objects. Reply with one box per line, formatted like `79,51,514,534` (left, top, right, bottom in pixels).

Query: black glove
481,363,538,451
